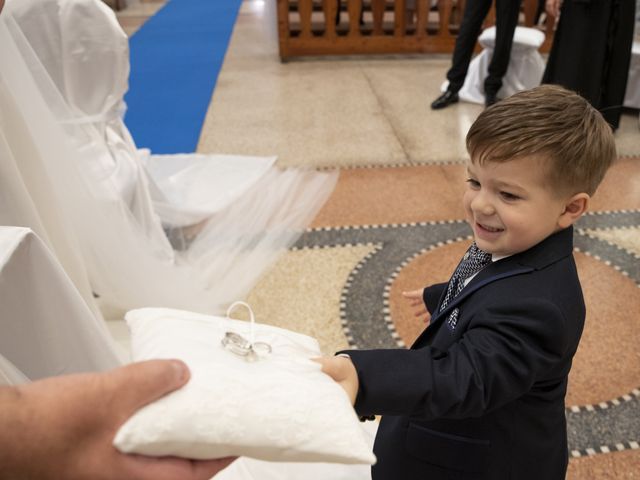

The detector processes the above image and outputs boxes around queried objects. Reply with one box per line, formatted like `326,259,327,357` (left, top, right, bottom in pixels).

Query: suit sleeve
422,282,447,314
344,298,569,420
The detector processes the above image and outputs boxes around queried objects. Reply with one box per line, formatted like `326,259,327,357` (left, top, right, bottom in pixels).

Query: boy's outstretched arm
318,284,448,408
315,356,359,405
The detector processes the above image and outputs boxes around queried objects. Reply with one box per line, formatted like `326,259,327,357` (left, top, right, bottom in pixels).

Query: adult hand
0,360,235,480
315,356,359,405
402,289,431,324
545,0,562,18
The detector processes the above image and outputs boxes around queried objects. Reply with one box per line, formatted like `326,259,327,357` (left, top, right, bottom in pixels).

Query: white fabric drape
444,26,546,104
0,72,103,320
0,227,121,385
0,0,337,317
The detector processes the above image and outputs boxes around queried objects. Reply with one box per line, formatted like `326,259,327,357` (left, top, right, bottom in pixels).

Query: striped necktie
439,242,492,311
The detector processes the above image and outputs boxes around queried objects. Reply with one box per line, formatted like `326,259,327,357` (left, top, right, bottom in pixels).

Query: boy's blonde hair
466,85,616,196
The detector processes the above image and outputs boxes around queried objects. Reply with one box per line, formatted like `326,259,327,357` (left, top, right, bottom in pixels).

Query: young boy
318,85,616,480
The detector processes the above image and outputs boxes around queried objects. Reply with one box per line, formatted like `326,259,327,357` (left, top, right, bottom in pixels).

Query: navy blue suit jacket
344,227,584,480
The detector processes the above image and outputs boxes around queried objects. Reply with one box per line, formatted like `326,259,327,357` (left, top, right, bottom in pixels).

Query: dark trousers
446,0,522,95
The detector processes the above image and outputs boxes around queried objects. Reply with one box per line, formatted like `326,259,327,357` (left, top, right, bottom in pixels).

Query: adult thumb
107,359,190,416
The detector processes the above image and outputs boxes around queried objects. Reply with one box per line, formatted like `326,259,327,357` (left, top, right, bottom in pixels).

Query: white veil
0,7,375,474
0,0,337,317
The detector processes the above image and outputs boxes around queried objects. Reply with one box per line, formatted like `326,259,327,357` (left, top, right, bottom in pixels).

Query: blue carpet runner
124,0,243,154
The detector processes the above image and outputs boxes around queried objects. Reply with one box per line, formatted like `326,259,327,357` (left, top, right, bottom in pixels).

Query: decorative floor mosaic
247,159,640,479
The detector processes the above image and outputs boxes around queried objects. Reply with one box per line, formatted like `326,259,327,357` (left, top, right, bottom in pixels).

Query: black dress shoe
431,90,459,110
485,92,498,107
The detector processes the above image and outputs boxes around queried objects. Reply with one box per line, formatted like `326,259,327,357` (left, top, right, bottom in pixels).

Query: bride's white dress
1,0,338,316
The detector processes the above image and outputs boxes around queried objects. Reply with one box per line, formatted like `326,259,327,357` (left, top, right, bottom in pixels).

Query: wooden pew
278,0,554,61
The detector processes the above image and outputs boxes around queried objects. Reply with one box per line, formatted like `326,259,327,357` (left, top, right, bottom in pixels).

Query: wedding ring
221,331,272,361
251,341,272,355
221,332,252,356
222,302,273,361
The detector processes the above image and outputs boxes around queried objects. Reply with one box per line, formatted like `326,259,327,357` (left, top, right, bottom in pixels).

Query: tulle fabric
0,0,337,317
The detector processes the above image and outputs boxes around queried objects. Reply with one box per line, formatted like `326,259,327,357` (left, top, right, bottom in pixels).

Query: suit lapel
412,227,575,348
417,265,534,342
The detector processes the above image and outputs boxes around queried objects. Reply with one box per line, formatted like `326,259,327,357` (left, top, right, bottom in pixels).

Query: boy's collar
483,226,574,272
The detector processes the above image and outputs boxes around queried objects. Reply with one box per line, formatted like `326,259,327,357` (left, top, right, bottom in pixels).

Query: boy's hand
314,356,359,405
402,289,432,324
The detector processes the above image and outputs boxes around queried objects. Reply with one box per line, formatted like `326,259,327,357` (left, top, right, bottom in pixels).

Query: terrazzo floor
115,0,640,478
196,0,640,167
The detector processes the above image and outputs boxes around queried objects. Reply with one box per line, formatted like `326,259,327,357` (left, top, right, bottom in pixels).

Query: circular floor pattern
293,209,640,457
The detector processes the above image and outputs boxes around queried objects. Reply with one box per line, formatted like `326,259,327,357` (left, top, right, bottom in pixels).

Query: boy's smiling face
463,155,588,257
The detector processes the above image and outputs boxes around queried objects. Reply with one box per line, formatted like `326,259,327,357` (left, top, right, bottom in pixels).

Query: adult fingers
106,360,191,416
413,307,427,317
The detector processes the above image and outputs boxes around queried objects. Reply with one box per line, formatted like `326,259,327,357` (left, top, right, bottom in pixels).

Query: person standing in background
431,0,523,109
542,0,636,130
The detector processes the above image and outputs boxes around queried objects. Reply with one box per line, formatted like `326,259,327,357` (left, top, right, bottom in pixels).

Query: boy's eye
500,191,520,201
466,178,480,189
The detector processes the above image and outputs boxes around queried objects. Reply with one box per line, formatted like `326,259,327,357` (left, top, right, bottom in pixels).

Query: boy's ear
558,193,590,228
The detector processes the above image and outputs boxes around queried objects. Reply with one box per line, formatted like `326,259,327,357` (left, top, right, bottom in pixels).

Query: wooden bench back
277,0,554,61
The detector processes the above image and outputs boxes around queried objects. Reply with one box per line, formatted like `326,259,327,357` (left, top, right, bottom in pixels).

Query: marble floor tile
590,157,640,212
568,449,640,480
246,244,378,355
200,61,409,168
311,165,467,228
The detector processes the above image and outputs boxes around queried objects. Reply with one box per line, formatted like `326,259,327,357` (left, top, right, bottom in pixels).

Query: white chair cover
0,0,337,317
623,41,640,109
10,0,278,229
0,227,121,385
445,26,546,104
